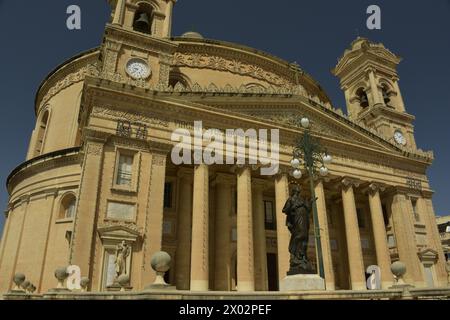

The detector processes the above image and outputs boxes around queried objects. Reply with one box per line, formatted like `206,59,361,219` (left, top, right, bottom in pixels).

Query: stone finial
53,267,70,292
28,284,37,294
391,261,407,285
21,280,31,292
144,251,174,291
12,273,26,292
80,277,90,292
117,274,130,292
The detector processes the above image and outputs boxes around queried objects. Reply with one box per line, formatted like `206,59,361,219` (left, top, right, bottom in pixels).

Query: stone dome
181,31,204,39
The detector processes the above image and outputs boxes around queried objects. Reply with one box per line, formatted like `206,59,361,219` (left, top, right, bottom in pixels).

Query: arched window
381,84,392,106
35,110,49,156
60,194,76,219
133,3,154,34
169,71,190,89
356,88,369,108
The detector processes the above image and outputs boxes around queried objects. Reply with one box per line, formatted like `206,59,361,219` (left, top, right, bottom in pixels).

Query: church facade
0,0,448,295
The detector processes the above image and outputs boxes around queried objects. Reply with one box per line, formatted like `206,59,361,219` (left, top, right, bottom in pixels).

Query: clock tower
332,37,417,149
102,0,178,89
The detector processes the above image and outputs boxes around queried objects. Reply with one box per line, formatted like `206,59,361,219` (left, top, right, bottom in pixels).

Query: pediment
180,97,404,153
97,222,142,243
418,248,439,262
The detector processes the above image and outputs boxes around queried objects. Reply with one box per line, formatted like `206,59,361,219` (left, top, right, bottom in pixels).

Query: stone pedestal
106,283,133,292
143,283,176,291
280,274,325,292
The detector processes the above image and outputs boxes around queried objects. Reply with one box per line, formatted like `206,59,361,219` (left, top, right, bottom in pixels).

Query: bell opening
133,4,153,35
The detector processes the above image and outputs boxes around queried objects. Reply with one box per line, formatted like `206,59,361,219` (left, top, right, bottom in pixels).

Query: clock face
126,58,151,80
394,130,407,146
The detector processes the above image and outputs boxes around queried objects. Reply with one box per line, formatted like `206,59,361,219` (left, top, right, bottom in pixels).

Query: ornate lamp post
289,117,332,280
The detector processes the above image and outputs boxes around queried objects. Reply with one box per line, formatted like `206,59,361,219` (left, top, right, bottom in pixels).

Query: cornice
84,81,432,173
7,148,81,194
35,49,99,115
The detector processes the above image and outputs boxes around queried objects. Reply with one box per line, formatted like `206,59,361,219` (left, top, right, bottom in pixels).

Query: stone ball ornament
118,275,130,287
391,261,407,285
21,280,31,290
13,273,26,287
151,251,172,273
55,267,69,281
80,277,90,287
391,261,406,277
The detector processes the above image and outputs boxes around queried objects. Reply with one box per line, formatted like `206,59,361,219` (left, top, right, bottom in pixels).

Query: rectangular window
116,154,133,186
102,250,117,289
357,209,366,229
330,239,338,251
163,221,172,235
387,234,396,247
327,206,334,226
382,205,389,227
264,201,276,230
411,198,420,222
164,183,173,209
107,201,136,221
231,228,237,242
361,238,370,249
424,266,435,288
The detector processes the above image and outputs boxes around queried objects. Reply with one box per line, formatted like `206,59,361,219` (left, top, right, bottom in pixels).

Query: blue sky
0,0,449,236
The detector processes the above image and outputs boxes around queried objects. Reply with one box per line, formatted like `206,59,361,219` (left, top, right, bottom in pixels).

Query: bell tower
108,0,176,38
332,38,417,149
100,0,178,88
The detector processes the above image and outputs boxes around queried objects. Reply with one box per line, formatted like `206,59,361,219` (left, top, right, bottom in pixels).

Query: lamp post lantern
290,117,332,280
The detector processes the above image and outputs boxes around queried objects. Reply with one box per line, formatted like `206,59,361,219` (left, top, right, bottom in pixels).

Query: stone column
392,80,406,112
175,168,193,290
142,152,168,286
236,167,255,291
213,174,234,291
390,191,424,286
314,179,335,290
162,0,175,37
368,70,383,106
190,164,210,291
366,183,393,289
112,0,126,25
341,178,366,290
253,179,268,291
70,141,104,276
274,174,290,284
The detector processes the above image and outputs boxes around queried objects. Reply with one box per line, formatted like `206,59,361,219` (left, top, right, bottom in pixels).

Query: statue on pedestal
282,185,316,275
115,241,131,279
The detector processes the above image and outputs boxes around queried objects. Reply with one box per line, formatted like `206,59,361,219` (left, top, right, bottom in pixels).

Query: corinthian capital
341,177,362,190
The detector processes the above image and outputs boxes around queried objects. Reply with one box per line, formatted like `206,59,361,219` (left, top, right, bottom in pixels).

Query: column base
350,282,368,291
236,281,255,292
143,284,176,291
190,280,209,291
280,274,325,292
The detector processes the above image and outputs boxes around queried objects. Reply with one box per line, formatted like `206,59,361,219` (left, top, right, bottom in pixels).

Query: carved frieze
174,52,292,88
